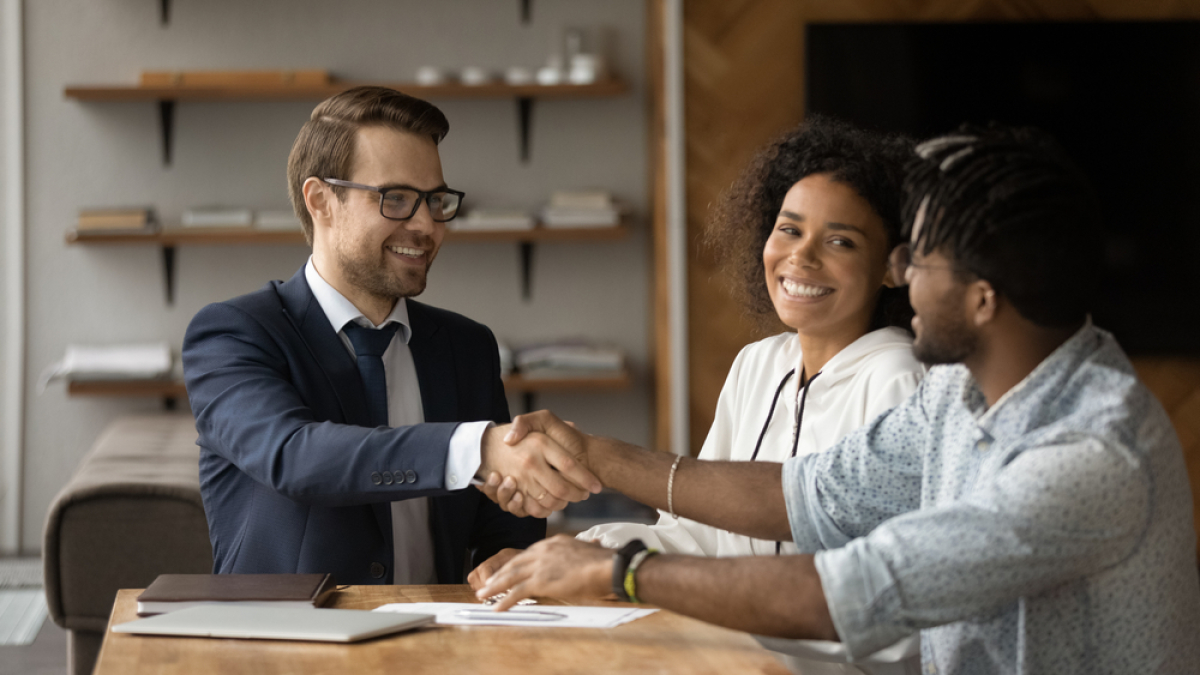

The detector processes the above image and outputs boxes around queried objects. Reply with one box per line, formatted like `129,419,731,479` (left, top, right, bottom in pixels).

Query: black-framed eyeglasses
887,244,957,284
322,178,465,222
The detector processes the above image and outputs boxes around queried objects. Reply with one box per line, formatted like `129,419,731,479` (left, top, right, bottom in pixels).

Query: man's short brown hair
286,86,450,244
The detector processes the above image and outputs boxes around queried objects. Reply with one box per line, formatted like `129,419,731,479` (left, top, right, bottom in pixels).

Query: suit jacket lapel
275,267,370,427
277,266,393,572
407,300,458,423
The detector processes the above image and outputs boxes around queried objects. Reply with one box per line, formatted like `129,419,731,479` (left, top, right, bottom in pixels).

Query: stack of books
514,340,625,379
453,208,535,231
75,208,157,235
540,190,621,228
38,342,174,392
254,210,302,231
182,207,254,228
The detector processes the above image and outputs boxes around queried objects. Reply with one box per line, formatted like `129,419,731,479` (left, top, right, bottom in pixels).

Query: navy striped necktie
342,322,401,427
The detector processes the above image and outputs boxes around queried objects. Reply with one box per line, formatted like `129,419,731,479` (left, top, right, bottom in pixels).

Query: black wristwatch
612,539,647,602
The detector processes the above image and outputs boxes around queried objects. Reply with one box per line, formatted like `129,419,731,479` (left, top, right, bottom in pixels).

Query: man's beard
337,246,430,300
912,310,977,365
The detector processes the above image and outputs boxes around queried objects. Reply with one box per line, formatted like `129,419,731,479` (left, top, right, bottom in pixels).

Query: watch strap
612,539,647,602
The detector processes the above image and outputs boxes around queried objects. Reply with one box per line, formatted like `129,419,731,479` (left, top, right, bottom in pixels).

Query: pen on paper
454,609,566,622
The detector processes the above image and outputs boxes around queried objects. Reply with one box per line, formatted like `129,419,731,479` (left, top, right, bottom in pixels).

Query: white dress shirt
305,258,490,584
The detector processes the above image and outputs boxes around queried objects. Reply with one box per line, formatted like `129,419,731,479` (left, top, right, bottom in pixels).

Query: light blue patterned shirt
784,322,1200,674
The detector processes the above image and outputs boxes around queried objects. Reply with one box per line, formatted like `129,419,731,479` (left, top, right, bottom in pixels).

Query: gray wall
1,0,18,553
21,0,649,551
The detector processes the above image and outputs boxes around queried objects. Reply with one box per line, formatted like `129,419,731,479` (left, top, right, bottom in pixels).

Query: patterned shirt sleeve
803,437,1152,658
783,382,929,554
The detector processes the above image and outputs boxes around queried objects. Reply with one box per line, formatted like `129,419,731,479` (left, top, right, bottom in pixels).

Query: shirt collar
966,317,1097,432
304,256,412,343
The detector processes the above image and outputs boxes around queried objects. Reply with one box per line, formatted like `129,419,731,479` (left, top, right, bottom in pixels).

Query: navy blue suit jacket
182,267,543,585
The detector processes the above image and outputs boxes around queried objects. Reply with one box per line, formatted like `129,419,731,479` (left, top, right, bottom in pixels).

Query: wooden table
95,585,790,674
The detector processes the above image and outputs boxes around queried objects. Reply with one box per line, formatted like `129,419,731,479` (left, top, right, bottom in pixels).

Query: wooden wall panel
678,0,1200,557
683,0,805,454
647,0,671,453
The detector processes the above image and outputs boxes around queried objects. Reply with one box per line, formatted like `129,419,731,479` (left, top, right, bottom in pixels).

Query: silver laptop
111,605,434,642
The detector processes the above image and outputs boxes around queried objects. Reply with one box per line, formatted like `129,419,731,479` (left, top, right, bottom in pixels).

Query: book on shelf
454,208,536,231
548,189,613,210
76,208,157,234
136,573,336,616
541,190,621,228
514,342,625,379
254,209,302,231
37,342,173,393
540,207,621,228
139,69,331,88
182,207,254,228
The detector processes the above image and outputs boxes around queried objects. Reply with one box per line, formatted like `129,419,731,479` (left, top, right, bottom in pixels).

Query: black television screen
806,21,1200,355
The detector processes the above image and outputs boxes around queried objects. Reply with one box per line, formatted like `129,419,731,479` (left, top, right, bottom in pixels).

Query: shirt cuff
814,539,913,660
445,421,492,490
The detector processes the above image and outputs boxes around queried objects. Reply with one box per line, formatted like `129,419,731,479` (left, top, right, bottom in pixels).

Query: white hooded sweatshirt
580,326,924,557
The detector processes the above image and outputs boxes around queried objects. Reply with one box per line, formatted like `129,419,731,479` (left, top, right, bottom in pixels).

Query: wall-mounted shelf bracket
522,392,537,413
520,0,532,24
517,96,534,163
161,245,177,304
160,0,171,25
158,99,175,165
519,241,535,301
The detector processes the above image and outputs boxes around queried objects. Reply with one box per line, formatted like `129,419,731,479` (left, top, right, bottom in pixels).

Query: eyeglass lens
381,189,462,222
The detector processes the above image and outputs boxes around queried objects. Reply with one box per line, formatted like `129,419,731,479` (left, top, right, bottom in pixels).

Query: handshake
475,410,602,518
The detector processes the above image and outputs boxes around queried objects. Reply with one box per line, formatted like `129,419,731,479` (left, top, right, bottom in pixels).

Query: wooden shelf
68,379,188,398
65,221,630,303
64,78,629,165
64,222,630,246
66,370,631,401
63,79,628,102
503,370,632,392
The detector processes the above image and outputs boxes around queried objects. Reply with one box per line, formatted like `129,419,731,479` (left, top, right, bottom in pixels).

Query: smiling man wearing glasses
182,86,599,587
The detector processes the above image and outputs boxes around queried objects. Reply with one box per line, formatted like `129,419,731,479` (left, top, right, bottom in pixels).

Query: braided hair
708,115,915,334
902,125,1101,328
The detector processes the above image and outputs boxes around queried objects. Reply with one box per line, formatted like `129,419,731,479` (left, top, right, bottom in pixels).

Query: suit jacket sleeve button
382,471,394,485
370,472,383,485
405,469,417,483
369,562,386,579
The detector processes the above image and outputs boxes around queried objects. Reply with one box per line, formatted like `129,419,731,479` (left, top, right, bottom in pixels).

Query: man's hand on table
474,535,612,611
467,548,522,591
476,422,600,519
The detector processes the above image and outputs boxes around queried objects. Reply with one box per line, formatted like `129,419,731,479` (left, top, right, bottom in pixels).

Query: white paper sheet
373,602,656,629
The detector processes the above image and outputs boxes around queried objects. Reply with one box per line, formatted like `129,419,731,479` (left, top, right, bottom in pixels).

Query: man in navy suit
183,86,600,586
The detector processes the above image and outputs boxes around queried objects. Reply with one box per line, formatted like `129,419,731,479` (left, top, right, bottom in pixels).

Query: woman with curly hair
577,116,923,564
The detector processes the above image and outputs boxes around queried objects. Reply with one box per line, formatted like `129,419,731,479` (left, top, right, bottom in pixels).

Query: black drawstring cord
750,369,794,462
749,366,821,556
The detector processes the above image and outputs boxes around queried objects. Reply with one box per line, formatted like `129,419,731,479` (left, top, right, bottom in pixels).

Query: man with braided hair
475,125,1200,674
